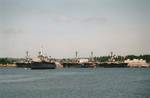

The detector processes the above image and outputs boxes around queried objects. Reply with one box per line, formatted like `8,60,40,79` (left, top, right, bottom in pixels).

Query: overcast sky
0,0,150,58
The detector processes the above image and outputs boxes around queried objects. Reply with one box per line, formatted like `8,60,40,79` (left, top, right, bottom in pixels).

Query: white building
125,59,149,67
79,58,89,63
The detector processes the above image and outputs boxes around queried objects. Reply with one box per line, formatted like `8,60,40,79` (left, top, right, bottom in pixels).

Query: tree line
0,58,15,64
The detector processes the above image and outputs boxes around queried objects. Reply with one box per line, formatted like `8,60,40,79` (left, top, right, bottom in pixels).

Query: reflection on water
0,68,150,98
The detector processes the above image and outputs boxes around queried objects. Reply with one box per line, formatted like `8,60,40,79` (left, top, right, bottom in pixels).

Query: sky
0,0,150,58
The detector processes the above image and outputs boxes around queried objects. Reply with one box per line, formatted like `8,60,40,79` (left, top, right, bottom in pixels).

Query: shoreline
0,64,16,67
0,64,149,68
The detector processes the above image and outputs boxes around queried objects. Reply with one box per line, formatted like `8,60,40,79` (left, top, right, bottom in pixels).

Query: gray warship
96,52,128,68
30,51,56,69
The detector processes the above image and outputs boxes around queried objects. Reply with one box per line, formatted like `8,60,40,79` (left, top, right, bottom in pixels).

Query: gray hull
16,63,31,68
30,62,56,69
63,63,96,68
96,63,128,68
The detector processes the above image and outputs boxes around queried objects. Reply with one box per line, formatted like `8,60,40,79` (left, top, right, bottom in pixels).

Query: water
0,68,150,98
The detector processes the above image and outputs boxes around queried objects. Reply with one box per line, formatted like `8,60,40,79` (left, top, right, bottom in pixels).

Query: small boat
81,62,96,68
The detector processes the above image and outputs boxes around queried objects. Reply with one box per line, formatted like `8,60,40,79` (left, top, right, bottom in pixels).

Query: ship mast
75,51,78,62
75,51,78,59
38,46,45,61
91,51,94,62
110,51,115,62
26,51,29,58
25,51,31,63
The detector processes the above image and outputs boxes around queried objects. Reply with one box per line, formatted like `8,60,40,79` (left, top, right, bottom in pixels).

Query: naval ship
96,52,128,68
30,51,56,69
16,51,56,69
62,51,96,68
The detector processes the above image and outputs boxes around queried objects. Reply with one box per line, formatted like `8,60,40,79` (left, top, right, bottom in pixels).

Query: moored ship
30,61,56,69
30,51,56,69
96,52,128,68
62,51,96,68
16,50,56,69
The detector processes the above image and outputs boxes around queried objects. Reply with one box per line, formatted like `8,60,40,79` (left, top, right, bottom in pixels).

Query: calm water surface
0,68,150,98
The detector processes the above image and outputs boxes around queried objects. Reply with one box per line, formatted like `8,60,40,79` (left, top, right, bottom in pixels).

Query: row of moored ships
16,51,128,69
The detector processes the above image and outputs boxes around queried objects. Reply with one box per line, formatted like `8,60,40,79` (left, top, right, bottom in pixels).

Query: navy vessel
96,52,128,68
30,51,56,69
16,50,56,69
62,51,96,68
30,61,56,69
